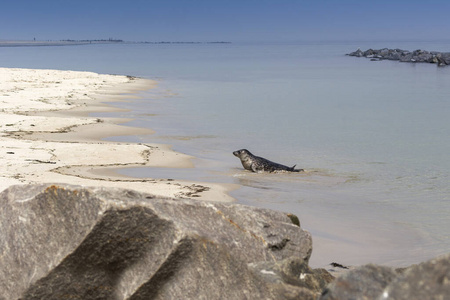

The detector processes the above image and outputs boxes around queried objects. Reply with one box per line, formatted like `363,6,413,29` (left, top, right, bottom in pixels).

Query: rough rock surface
320,253,450,300
0,184,314,299
320,264,398,300
347,48,450,66
249,257,334,294
382,253,450,300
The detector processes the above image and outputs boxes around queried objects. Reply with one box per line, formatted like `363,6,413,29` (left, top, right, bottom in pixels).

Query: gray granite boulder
436,52,450,66
249,256,334,295
319,264,398,300
320,253,450,300
381,253,450,299
352,48,364,57
0,184,313,299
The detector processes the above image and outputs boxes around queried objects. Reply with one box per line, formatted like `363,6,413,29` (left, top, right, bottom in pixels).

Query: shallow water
2,41,449,267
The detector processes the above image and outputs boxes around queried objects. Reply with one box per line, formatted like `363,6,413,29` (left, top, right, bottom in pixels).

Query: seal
233,149,303,173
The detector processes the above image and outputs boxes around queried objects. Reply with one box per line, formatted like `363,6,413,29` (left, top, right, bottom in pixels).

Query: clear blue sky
1,0,449,42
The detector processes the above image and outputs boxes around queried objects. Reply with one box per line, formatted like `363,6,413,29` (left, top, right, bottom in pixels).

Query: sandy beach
0,67,235,201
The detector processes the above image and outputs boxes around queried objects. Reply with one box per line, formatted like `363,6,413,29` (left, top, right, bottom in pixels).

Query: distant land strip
0,39,231,47
348,48,450,66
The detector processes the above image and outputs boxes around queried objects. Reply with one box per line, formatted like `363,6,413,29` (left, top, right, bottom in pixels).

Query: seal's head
233,149,255,171
233,149,252,159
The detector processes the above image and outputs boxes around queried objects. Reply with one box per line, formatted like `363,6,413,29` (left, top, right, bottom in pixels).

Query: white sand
0,67,235,201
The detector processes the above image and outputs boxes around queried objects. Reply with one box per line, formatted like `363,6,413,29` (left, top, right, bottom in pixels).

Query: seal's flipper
251,164,263,173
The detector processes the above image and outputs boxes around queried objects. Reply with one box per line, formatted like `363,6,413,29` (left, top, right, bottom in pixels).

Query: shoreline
0,67,236,201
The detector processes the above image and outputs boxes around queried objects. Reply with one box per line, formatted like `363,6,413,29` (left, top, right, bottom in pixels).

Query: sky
1,0,450,42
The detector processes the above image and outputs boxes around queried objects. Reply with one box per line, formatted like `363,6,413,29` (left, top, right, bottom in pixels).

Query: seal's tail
290,165,304,172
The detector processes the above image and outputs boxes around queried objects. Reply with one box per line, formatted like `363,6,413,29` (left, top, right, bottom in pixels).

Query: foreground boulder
0,184,316,299
320,253,450,299
382,253,450,299
320,264,398,300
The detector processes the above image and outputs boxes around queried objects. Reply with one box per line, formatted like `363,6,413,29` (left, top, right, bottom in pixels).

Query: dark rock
380,48,390,56
430,56,439,64
319,264,397,300
286,213,300,227
326,262,355,278
320,254,450,299
330,262,349,269
249,257,334,296
382,253,450,299
348,48,448,66
409,50,434,63
436,52,450,66
348,48,364,57
399,53,413,62
386,52,401,60
363,49,374,56
0,184,312,299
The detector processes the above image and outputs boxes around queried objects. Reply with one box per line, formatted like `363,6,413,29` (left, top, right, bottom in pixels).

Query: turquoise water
1,41,449,267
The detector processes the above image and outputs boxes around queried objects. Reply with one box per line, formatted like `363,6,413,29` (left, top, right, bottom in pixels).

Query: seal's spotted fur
233,149,303,173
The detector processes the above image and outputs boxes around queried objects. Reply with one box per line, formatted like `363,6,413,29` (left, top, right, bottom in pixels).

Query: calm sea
1,41,449,267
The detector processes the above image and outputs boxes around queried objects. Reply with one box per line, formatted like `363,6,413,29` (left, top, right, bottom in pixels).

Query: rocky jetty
0,184,329,299
348,48,450,66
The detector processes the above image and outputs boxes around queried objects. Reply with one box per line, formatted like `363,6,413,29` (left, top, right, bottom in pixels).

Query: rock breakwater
348,48,450,66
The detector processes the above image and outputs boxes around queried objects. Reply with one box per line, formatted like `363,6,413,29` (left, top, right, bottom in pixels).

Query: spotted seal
233,149,303,173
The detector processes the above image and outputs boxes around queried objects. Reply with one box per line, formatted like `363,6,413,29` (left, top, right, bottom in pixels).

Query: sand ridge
0,67,235,201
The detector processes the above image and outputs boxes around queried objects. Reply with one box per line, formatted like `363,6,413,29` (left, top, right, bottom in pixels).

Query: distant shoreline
0,40,95,47
0,40,231,47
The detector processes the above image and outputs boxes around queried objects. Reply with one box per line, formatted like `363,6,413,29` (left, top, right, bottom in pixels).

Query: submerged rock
0,184,313,299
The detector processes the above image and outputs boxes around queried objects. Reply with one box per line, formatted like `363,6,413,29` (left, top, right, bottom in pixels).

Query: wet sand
0,67,235,201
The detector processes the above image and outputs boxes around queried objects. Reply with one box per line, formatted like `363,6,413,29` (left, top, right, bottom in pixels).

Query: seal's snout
233,150,239,157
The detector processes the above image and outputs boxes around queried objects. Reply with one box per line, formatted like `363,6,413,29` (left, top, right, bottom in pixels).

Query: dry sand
0,67,235,201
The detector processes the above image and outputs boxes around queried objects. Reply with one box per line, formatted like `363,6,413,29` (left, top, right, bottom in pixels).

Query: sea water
1,41,449,267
